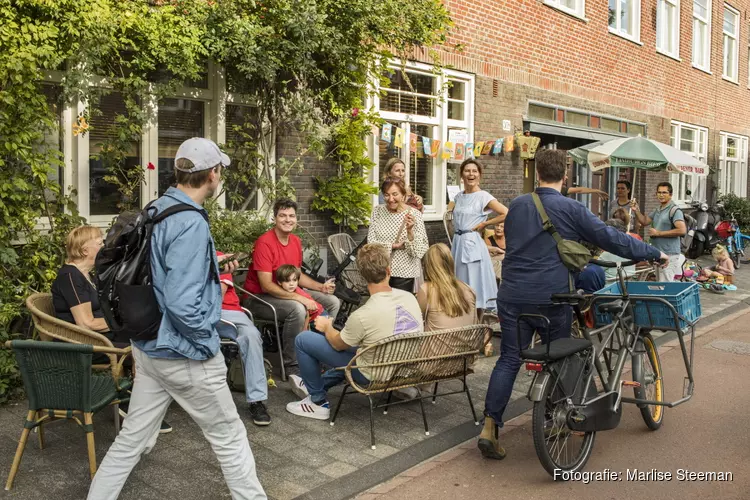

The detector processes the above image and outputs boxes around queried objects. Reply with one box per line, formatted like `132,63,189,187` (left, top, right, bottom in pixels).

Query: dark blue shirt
499,187,661,304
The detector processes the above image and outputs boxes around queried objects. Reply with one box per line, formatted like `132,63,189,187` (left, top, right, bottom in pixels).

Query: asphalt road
375,311,750,500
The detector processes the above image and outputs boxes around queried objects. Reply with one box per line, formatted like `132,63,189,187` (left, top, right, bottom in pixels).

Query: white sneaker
286,396,330,420
289,374,309,399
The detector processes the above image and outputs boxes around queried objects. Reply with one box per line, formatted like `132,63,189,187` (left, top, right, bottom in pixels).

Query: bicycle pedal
622,380,641,388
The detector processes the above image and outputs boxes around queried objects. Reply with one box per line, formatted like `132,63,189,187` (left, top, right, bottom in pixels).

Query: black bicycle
520,259,697,478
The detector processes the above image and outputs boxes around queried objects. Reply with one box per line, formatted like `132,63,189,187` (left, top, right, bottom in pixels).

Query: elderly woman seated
51,225,172,434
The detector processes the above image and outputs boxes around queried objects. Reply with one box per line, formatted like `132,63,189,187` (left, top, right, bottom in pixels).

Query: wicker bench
330,324,491,449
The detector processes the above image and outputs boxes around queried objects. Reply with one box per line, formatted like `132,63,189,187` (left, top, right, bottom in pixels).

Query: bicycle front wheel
634,334,664,430
532,374,596,478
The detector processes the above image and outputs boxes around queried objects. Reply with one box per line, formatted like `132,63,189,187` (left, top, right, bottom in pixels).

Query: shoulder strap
532,192,563,244
151,203,207,224
668,204,680,226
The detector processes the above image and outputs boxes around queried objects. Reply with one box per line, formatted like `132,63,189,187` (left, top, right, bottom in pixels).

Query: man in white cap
88,138,266,500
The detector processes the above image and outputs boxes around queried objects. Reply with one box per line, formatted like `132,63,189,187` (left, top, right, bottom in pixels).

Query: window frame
656,0,681,60
723,4,740,83
719,131,749,197
368,61,475,221
692,0,712,72
669,121,708,206
608,0,642,44
543,0,586,20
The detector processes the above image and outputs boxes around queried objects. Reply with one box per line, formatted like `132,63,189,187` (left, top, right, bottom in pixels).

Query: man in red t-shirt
242,198,340,370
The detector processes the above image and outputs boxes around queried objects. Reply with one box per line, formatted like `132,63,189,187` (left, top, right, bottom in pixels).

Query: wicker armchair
4,340,132,490
26,293,131,383
330,324,491,449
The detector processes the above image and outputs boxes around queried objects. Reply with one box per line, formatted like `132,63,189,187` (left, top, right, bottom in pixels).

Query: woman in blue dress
449,159,508,318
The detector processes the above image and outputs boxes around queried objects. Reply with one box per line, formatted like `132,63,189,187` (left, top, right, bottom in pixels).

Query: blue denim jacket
134,187,221,360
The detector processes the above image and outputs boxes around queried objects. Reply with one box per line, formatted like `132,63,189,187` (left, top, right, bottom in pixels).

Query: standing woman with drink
368,177,429,292
449,159,508,318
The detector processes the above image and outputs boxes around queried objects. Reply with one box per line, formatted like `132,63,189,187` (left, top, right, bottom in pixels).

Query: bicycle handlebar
589,258,639,268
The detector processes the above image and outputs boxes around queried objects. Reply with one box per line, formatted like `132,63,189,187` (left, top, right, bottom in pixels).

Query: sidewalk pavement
0,257,748,500
358,303,750,500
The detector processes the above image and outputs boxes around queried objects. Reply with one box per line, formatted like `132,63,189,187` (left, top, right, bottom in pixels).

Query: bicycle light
526,362,544,372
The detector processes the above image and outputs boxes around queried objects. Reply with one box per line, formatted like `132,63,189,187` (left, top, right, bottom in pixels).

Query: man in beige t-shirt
286,244,423,421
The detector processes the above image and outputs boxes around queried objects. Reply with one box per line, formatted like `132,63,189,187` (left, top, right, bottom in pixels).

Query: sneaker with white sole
286,396,330,420
289,374,309,399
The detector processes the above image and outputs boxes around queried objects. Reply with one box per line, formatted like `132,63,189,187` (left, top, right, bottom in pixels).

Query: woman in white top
368,177,429,292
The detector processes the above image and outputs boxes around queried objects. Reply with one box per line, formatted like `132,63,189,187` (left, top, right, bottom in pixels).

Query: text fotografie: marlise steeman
553,469,734,482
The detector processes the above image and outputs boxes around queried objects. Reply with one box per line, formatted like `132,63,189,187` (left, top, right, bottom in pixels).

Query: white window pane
724,9,736,34
409,124,434,206
621,0,631,34
158,98,204,196
609,0,617,28
89,92,141,215
694,0,708,19
561,0,576,10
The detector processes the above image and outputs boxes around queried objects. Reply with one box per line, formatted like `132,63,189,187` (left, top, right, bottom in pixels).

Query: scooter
686,191,724,259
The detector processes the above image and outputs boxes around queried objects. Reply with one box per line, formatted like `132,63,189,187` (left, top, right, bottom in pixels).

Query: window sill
722,75,740,86
656,49,681,62
542,1,588,22
608,28,643,46
692,63,712,75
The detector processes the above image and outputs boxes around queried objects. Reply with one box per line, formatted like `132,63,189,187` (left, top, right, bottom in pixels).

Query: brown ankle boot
477,416,506,460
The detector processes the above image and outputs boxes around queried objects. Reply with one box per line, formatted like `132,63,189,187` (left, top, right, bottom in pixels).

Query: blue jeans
294,331,369,403
484,301,571,426
216,310,268,403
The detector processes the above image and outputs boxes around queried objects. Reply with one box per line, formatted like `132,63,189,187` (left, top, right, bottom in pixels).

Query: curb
297,299,750,500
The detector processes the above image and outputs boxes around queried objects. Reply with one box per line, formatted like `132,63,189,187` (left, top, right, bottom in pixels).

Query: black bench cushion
521,337,592,362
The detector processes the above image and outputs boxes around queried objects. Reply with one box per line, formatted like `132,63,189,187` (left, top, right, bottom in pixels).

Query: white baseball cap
175,137,231,172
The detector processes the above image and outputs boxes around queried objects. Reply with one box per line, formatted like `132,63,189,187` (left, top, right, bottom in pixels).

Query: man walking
479,149,667,460
88,138,266,500
631,182,686,282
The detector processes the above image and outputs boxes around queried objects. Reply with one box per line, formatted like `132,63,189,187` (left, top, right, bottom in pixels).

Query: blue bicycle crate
594,282,701,331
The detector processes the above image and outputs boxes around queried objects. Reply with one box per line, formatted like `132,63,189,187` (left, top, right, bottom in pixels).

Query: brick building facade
288,0,750,257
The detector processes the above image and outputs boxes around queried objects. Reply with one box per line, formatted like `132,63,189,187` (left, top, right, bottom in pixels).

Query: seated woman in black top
51,225,172,434
51,225,110,334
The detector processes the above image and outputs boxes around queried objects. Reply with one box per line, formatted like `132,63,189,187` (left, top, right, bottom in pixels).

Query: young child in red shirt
276,264,324,329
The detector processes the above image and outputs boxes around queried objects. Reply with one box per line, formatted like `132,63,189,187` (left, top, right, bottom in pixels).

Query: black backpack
95,201,207,342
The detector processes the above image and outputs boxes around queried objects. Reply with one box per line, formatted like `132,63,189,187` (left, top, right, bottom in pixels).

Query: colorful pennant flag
481,141,493,156
430,139,441,158
465,143,474,159
473,142,485,157
442,141,454,160
393,127,405,148
422,137,432,156
409,133,418,150
455,143,465,161
381,123,392,143
492,138,504,155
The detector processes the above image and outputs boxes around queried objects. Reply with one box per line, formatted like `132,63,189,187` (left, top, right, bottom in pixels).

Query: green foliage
311,107,380,231
718,194,750,232
0,0,451,401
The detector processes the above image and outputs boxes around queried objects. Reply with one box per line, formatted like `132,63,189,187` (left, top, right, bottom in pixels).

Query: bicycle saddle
597,299,625,314
550,291,588,304
521,337,592,362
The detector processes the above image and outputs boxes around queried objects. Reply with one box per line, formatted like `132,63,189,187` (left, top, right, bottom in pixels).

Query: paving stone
317,460,359,478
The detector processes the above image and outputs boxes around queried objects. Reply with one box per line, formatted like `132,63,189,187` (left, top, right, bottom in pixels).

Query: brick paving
0,256,747,500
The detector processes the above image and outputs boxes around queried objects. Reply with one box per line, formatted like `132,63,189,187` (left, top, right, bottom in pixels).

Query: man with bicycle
478,149,668,460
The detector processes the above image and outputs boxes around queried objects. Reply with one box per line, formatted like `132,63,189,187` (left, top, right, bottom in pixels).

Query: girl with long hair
417,243,477,331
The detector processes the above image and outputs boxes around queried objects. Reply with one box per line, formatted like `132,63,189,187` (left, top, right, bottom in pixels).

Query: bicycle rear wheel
634,334,664,430
532,372,596,477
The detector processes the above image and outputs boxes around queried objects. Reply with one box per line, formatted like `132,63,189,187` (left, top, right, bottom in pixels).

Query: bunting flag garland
492,138,504,155
465,143,474,159
504,135,514,152
455,142,464,161
381,123,392,143
409,133,418,150
393,127,405,148
422,137,432,155
473,142,484,157
442,141,454,160
430,139,441,158
481,141,493,156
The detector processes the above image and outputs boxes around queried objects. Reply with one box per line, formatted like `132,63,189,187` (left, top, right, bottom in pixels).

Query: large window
224,104,258,211
692,0,711,71
608,0,641,42
669,121,708,204
526,102,647,136
372,64,474,219
719,132,748,197
723,5,739,82
88,92,141,216
656,0,680,59
544,0,585,19
157,98,205,195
